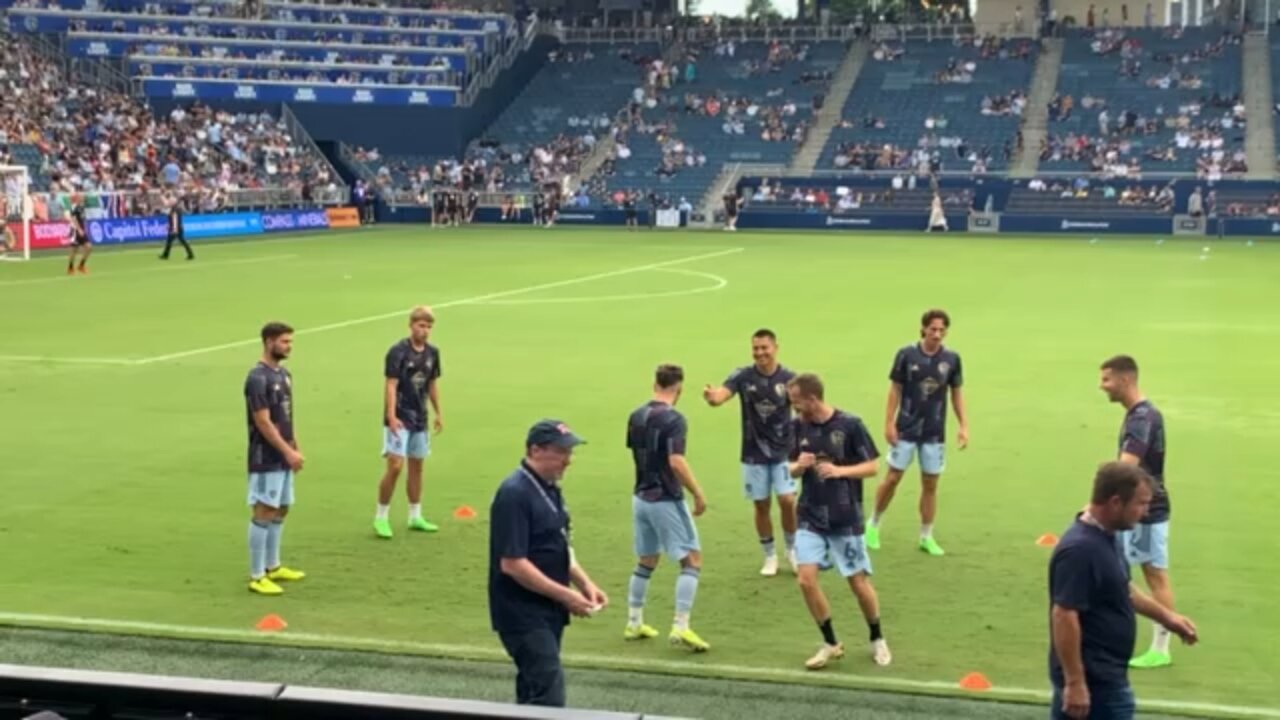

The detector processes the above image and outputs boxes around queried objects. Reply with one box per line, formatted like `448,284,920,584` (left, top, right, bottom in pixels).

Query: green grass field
0,227,1276,719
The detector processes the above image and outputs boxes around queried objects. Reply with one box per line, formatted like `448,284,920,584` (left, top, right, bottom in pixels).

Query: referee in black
488,420,608,707
1048,462,1197,720
159,194,193,261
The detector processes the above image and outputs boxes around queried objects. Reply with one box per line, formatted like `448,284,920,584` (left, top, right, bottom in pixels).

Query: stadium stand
1006,177,1177,213
819,35,1038,174
1044,27,1246,177
0,33,341,203
738,176,975,215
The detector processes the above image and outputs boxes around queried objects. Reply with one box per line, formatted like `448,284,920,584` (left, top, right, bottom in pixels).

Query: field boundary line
0,355,138,365
131,247,745,366
472,267,729,306
0,612,1272,719
0,254,298,287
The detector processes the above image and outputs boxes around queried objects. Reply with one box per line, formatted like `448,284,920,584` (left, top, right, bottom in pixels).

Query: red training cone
1036,533,1059,547
255,614,288,633
453,505,476,520
959,672,993,691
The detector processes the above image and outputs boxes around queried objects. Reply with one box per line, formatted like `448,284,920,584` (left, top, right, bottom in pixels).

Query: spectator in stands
488,420,606,708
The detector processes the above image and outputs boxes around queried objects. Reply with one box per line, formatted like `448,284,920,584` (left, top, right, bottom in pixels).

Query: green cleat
373,518,393,539
919,536,946,556
408,517,439,533
624,623,659,641
1129,650,1172,669
865,524,881,550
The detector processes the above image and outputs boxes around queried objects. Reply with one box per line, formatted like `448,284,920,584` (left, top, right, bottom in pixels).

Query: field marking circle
472,267,728,305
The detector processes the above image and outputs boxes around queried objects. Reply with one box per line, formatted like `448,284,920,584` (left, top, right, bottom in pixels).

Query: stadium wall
147,36,557,157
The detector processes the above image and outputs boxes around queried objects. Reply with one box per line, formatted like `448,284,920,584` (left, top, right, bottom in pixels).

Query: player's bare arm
385,377,403,432
252,408,303,471
702,384,733,406
789,452,815,478
670,454,706,516
817,458,878,481
884,382,902,445
951,386,969,449
429,378,443,433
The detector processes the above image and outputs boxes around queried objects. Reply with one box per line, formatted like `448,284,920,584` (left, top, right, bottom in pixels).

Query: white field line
472,268,728,305
0,254,298,287
131,247,744,366
18,229,349,262
0,355,138,365
0,611,1273,719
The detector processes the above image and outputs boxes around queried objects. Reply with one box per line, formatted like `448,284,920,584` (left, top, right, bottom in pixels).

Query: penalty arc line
131,247,745,365
0,612,1273,719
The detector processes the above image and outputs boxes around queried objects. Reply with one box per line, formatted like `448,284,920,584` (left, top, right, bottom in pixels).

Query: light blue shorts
383,427,430,459
742,462,797,501
633,497,700,561
795,528,873,577
1118,521,1170,570
247,470,294,508
888,440,945,474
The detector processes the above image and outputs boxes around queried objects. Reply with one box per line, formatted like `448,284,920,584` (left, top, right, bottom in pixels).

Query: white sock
409,503,422,520
1153,623,1172,654
674,611,690,632
628,608,644,626
920,523,933,539
375,504,390,520
870,513,881,528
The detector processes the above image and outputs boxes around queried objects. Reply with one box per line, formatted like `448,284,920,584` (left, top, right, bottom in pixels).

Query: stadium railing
0,663,684,720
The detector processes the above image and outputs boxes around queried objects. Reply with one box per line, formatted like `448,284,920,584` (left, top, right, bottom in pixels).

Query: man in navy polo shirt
489,419,609,707
1048,462,1197,720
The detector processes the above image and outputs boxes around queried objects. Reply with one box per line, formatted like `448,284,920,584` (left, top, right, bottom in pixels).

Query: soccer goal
0,165,32,262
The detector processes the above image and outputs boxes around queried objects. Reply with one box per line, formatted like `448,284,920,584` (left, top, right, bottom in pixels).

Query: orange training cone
959,672,993,691
255,614,288,632
1036,533,1059,547
453,505,476,520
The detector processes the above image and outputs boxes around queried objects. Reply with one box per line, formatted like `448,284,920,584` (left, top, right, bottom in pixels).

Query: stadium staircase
1011,36,1063,178
788,40,869,173
1244,31,1276,179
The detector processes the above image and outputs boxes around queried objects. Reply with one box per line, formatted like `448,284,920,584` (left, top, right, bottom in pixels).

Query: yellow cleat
249,576,284,595
669,627,710,653
624,623,659,641
267,566,306,582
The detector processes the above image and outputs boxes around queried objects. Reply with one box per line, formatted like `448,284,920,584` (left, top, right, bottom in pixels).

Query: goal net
0,165,32,262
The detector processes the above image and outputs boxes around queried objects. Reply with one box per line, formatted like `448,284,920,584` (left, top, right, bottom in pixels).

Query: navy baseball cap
526,419,587,449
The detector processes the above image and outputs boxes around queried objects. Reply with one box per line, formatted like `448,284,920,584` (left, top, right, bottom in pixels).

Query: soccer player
1099,354,1176,669
432,188,447,227
703,329,798,576
245,322,306,595
723,192,741,231
625,364,711,652
66,194,90,275
0,224,15,257
374,305,444,539
159,195,193,261
867,309,968,556
786,373,890,669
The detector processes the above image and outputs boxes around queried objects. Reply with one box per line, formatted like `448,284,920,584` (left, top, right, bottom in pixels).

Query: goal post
0,165,32,262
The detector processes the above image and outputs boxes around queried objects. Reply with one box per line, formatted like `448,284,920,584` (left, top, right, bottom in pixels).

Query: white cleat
787,548,798,574
805,642,844,670
759,554,779,577
871,638,892,666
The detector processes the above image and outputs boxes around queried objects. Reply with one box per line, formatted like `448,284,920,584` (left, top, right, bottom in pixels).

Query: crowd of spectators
1024,176,1175,210
1046,28,1245,177
0,35,338,196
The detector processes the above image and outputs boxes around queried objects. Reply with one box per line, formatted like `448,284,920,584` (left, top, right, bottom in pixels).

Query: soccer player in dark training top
786,373,890,670
868,309,969,556
625,364,710,653
374,306,444,539
704,329,798,577
66,194,91,275
159,195,194,260
244,322,306,595
1099,354,1176,670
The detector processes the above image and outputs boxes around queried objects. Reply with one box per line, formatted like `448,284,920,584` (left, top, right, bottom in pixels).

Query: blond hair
410,305,435,323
